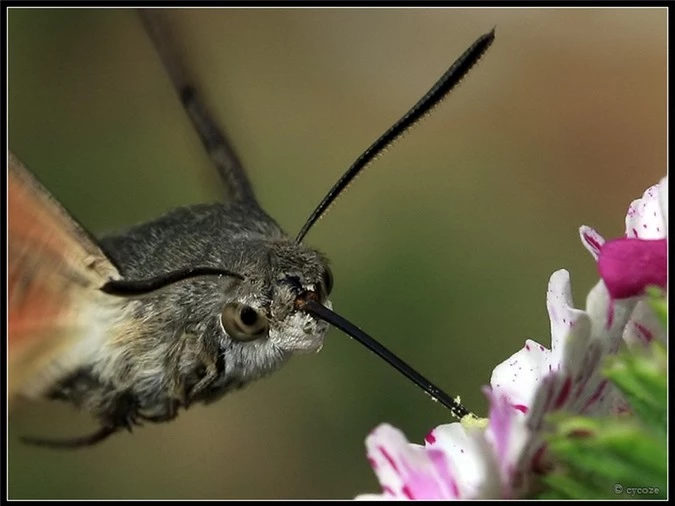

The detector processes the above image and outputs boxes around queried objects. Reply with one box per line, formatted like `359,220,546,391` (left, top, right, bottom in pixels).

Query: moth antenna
298,298,471,419
20,425,118,449
138,9,257,204
296,28,495,243
101,266,244,297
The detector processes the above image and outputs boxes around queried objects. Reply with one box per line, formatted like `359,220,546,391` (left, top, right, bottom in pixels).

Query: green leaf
541,471,609,499
552,418,664,481
603,343,667,432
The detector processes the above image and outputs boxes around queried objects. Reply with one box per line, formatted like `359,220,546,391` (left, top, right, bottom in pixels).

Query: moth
8,11,494,448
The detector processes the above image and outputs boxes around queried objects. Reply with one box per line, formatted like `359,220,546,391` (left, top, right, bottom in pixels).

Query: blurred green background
7,7,666,499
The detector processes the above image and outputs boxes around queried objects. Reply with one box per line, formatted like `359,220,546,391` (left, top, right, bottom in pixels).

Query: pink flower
580,177,667,299
580,176,668,347
597,238,666,299
356,395,520,500
356,177,667,500
490,270,636,494
358,269,633,500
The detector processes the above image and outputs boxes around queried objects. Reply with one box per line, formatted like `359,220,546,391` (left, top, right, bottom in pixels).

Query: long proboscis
300,299,471,419
295,28,495,243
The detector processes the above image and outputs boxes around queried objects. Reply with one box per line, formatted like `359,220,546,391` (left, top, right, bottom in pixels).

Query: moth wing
8,151,122,402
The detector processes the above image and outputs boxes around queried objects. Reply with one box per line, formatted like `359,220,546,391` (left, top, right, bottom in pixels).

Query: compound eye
322,267,334,297
220,303,268,341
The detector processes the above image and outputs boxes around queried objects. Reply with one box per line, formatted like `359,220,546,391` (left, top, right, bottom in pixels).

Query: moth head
218,238,332,355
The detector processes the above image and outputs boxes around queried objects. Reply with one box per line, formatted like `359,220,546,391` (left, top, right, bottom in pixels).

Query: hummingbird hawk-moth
8,11,495,448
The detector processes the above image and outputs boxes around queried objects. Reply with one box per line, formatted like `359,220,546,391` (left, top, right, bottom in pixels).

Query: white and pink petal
625,182,667,239
364,424,461,500
424,422,501,499
658,176,668,230
490,339,550,414
547,269,588,357
584,280,637,347
579,225,605,260
484,388,530,497
623,300,667,347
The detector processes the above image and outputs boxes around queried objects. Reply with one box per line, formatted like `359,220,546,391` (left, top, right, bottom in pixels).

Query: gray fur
52,202,332,431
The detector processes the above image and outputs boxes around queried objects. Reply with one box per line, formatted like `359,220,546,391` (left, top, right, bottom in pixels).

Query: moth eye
322,267,334,297
220,303,268,342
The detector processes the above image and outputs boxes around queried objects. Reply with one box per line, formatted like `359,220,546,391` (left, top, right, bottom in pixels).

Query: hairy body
42,201,332,432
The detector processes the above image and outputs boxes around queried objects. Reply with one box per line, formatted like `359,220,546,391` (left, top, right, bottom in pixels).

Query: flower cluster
357,176,668,500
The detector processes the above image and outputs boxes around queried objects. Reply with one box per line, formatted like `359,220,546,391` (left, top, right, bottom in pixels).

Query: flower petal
425,422,500,498
597,238,667,299
524,311,593,431
658,176,668,231
484,388,529,497
625,182,666,239
490,340,549,412
578,225,605,260
623,300,667,347
547,269,588,356
365,424,459,499
585,279,636,340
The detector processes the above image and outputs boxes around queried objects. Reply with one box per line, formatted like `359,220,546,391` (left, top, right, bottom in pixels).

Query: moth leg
19,397,143,449
137,9,257,205
136,399,180,424
19,387,146,449
182,343,228,405
20,425,118,449
186,365,219,402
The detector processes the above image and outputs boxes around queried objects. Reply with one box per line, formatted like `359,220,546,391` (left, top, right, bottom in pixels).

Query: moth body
44,201,332,430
